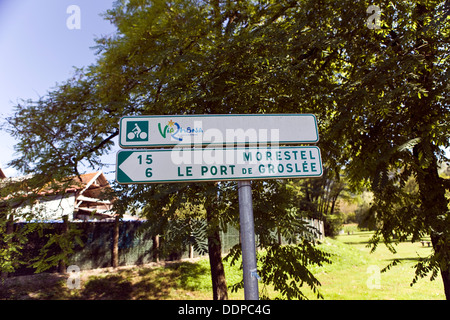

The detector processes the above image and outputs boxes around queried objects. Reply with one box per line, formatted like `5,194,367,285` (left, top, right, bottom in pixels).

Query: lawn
0,230,445,300
304,230,445,300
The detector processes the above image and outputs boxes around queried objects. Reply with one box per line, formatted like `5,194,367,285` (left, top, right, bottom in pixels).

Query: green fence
69,221,155,270
12,217,320,275
12,220,241,275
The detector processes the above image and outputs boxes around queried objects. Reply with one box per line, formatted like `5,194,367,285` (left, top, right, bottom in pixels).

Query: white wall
15,194,76,222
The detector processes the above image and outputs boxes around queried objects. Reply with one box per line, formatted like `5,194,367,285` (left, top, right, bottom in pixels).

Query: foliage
0,172,88,275
323,212,344,237
225,179,331,299
114,180,237,254
320,0,450,296
228,241,331,300
3,0,450,298
287,168,348,237
260,241,331,300
29,223,84,274
0,218,26,275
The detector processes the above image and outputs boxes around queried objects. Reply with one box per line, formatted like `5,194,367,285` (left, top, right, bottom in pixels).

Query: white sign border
118,114,319,148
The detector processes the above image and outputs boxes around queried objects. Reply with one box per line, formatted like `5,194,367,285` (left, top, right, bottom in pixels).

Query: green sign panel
126,121,148,142
116,146,323,184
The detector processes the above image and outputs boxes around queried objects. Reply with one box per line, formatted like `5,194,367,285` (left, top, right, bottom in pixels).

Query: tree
241,179,332,299
5,0,449,299
0,174,85,276
94,0,450,299
6,0,335,299
320,0,450,298
113,181,236,300
292,168,347,237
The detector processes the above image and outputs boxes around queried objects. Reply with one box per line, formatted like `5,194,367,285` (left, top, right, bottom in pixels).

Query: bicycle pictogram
126,121,149,142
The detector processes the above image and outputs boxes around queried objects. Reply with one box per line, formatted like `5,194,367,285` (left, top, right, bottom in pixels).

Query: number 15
138,154,153,165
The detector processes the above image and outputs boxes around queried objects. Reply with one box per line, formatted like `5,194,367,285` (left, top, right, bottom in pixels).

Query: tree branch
87,129,119,155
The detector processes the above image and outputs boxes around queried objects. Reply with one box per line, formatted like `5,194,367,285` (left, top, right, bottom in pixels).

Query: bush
324,212,344,237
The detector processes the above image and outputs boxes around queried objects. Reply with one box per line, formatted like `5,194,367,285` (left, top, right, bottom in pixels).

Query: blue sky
0,0,117,178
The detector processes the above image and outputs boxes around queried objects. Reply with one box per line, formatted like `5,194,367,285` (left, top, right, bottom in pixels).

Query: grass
304,230,445,300
0,259,244,300
0,230,446,300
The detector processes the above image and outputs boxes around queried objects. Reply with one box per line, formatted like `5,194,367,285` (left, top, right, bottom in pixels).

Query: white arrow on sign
116,146,323,184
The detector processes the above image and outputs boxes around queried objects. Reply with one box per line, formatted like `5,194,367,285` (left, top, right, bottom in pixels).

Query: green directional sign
116,114,323,301
116,146,323,184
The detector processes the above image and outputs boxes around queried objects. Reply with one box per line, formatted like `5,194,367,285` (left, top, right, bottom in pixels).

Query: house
71,171,115,221
1,170,115,222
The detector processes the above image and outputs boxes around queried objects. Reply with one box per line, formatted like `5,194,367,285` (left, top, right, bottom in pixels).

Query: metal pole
238,180,259,300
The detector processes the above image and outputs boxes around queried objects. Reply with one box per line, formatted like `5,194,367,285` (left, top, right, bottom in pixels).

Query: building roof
37,171,110,195
73,171,109,188
0,168,6,179
2,170,115,221
73,171,115,219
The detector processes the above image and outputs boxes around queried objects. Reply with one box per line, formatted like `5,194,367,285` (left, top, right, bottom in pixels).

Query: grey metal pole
238,180,259,300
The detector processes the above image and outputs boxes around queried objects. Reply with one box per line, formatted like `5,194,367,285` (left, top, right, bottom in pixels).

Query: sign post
238,180,259,300
116,114,322,301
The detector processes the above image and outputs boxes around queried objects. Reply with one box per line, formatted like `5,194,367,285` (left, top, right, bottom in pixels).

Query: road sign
116,113,323,301
116,146,322,184
119,114,319,148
